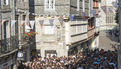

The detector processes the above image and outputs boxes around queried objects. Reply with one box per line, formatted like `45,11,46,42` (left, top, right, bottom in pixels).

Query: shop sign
17,52,24,60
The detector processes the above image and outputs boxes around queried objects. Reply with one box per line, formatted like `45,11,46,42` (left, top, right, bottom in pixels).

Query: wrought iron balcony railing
0,36,18,56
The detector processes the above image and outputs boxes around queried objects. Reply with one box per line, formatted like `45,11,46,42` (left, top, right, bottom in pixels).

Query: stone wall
34,0,70,16
35,16,68,57
70,0,89,16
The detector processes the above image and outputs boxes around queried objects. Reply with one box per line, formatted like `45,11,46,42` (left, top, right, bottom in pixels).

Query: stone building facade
34,0,99,57
69,0,99,54
0,0,34,68
34,0,70,16
34,0,70,57
16,0,35,62
70,0,89,16
69,18,88,55
0,0,18,69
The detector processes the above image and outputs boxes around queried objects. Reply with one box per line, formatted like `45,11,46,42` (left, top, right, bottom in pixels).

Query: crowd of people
18,48,117,69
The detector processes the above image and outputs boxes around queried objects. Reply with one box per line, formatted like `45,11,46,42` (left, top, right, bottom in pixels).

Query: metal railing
0,36,18,55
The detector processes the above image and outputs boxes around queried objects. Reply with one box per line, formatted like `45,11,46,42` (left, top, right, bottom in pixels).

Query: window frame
45,0,55,11
3,0,9,5
43,25,54,35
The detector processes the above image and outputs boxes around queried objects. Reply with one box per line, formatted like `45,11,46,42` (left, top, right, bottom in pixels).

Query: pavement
99,31,118,51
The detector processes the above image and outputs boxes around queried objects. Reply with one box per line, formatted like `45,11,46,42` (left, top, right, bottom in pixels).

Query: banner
69,15,74,22
81,12,85,17
11,20,16,28
39,20,44,27
49,19,54,26
93,13,97,18
108,8,111,12
92,10,96,17
90,10,94,14
30,21,35,29
101,6,106,13
81,12,85,20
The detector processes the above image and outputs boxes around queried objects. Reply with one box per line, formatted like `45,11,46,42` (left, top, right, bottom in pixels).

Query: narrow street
0,0,120,69
18,48,117,69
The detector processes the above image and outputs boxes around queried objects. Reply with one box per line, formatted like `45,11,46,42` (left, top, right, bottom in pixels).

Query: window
3,21,9,52
11,20,16,36
43,26,54,34
106,15,114,24
4,21,7,39
3,0,9,5
45,0,55,10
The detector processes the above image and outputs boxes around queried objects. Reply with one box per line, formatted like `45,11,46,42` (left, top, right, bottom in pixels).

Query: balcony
0,36,18,57
88,27,95,40
71,33,88,43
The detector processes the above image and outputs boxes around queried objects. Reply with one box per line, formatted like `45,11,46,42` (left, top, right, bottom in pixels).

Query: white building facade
100,0,118,31
35,16,69,57
34,0,100,57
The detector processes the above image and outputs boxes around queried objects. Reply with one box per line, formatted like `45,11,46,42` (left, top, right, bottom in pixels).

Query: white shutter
82,0,85,12
4,0,9,5
6,22,9,38
6,0,9,5
77,0,80,11
45,0,48,10
45,0,55,10
53,0,55,10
